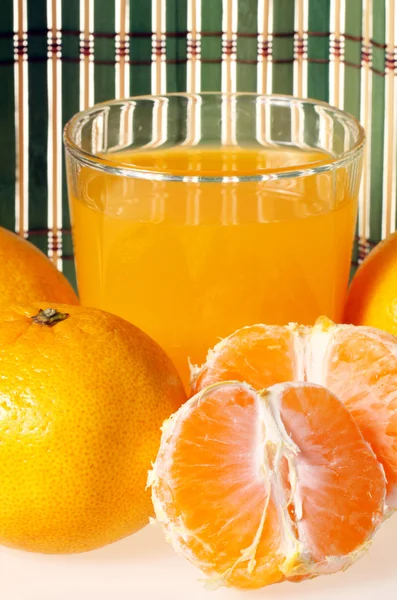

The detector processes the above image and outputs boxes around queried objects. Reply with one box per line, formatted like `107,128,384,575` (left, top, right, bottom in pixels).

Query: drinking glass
64,93,364,386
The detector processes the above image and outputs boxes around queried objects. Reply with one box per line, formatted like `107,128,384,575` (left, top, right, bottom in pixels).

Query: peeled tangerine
149,317,397,590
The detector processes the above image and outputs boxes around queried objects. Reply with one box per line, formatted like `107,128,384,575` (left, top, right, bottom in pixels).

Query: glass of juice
64,93,364,386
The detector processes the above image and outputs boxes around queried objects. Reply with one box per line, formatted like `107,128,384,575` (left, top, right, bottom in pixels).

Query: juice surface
69,146,357,386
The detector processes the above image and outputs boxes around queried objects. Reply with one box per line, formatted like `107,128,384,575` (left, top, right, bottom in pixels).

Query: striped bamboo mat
0,0,394,287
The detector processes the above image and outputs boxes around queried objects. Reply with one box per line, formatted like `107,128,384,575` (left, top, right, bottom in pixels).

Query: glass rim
63,92,366,183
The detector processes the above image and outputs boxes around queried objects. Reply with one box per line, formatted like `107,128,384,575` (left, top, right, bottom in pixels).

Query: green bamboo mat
0,0,394,288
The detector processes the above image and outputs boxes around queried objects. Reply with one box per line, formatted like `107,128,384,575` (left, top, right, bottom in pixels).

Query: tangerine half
150,381,385,589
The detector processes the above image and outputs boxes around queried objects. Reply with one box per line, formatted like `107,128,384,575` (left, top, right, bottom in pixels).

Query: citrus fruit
150,381,385,589
0,227,78,306
345,230,397,335
191,318,397,511
0,303,186,553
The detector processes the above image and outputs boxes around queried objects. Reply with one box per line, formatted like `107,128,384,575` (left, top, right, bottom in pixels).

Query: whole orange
0,227,78,305
0,303,186,553
345,231,397,334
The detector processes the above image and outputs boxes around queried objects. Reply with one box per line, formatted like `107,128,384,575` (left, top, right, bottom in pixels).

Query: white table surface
1,514,396,600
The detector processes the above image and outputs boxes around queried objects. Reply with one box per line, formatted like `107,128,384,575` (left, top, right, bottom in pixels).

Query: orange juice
69,146,358,385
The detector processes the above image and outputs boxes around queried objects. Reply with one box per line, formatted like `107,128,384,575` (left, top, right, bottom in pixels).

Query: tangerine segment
277,383,385,566
150,381,385,590
316,324,397,511
151,382,286,589
191,324,299,395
